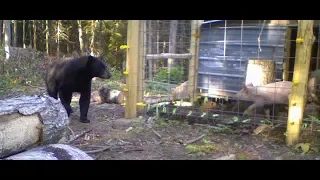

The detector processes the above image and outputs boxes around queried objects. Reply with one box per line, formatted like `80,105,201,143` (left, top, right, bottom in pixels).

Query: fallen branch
68,126,75,138
67,126,98,144
184,134,206,146
83,139,114,154
121,149,144,153
146,123,162,139
75,144,106,148
67,129,93,144
151,129,162,139
146,53,192,60
84,146,111,154
67,123,103,144
117,139,133,145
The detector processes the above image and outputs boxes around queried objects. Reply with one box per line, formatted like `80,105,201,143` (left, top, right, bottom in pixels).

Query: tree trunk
13,20,17,47
22,20,26,48
0,20,3,46
2,21,5,46
66,24,70,55
67,43,70,54
77,20,84,55
57,20,61,57
99,20,103,56
45,20,49,55
245,59,275,86
4,20,11,60
29,21,32,48
168,20,178,70
4,144,93,160
90,20,97,56
33,20,37,50
0,95,69,159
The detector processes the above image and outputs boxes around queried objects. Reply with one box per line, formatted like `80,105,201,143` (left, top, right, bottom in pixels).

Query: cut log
146,53,192,60
0,95,69,159
245,59,275,86
3,144,93,160
91,86,125,104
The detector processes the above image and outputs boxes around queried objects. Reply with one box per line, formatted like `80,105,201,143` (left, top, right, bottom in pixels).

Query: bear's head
87,55,112,79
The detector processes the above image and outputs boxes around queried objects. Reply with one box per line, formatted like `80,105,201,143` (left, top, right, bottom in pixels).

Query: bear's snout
100,70,112,79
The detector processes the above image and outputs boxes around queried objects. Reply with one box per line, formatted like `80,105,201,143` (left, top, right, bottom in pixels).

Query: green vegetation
154,66,185,85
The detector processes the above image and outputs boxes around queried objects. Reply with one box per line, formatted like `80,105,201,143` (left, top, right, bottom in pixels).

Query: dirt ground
53,94,320,160
2,86,320,160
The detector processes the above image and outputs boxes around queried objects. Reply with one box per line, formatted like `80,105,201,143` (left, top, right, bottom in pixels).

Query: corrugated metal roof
202,20,225,25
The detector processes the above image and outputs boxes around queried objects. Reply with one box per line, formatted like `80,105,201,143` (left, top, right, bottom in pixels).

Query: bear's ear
87,55,95,65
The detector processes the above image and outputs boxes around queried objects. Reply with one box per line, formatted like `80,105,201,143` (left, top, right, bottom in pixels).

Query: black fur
45,55,112,123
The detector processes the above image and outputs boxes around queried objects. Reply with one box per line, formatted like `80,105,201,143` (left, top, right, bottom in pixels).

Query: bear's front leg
79,90,91,123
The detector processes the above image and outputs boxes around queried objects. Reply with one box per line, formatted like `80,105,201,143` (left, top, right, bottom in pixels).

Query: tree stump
3,144,93,160
0,95,69,158
91,86,126,104
245,59,275,86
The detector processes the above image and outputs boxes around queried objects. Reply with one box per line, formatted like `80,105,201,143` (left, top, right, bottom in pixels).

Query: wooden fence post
125,20,140,119
286,20,315,146
188,20,203,104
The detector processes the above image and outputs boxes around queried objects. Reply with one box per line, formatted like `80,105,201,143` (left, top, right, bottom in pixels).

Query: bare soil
60,94,320,160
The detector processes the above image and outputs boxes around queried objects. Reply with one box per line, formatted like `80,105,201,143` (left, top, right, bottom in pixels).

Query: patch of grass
0,48,48,96
133,126,144,134
70,101,79,107
202,139,210,144
236,152,251,160
167,120,182,127
208,126,233,134
185,144,217,155
155,119,169,128
0,73,21,96
237,155,247,160
154,119,182,128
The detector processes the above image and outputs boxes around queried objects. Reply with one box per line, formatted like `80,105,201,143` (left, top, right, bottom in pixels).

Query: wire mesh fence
135,20,320,135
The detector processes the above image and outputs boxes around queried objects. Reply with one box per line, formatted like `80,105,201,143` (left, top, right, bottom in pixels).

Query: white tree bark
77,20,84,55
4,20,11,59
3,144,93,160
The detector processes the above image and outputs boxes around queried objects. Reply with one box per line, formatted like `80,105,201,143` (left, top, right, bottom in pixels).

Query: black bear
45,55,112,123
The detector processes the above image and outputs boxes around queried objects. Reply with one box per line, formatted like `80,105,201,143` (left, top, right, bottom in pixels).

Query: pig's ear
242,82,253,93
246,82,254,87
242,81,253,88
241,82,248,93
